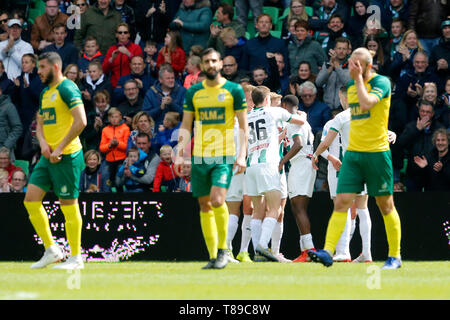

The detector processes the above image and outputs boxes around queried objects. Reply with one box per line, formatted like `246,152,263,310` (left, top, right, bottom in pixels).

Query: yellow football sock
200,210,218,259
324,211,348,254
212,203,229,250
60,204,83,257
382,207,401,258
24,201,54,249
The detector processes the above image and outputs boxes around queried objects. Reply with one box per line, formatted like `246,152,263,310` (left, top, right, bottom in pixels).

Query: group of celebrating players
26,46,402,271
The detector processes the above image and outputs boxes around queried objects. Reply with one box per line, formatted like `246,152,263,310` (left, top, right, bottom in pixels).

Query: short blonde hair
84,149,101,164
107,107,121,117
160,144,173,154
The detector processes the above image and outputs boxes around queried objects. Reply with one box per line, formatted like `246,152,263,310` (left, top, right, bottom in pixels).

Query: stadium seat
14,160,29,177
275,7,290,31
263,6,280,26
305,6,313,17
28,0,45,25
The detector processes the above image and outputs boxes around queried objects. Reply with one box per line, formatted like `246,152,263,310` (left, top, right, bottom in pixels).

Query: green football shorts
336,150,393,197
191,160,234,198
29,150,85,199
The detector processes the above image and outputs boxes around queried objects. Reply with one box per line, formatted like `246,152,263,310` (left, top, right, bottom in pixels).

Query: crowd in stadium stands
0,0,448,194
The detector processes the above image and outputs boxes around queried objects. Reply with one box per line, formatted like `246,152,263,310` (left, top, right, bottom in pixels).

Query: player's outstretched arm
312,129,338,169
279,135,302,172
289,111,306,125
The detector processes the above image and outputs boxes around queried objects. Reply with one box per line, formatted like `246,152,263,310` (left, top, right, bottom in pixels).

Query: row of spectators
0,0,448,193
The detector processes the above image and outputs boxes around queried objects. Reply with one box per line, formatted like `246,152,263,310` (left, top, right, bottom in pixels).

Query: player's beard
205,69,220,81
42,69,55,85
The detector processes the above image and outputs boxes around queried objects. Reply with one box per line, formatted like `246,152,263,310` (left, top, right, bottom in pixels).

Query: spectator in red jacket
102,22,143,88
156,30,186,77
153,144,179,192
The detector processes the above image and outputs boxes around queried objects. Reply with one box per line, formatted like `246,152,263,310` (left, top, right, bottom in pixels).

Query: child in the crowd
156,30,186,77
0,168,10,193
177,160,191,192
99,108,131,189
153,111,180,152
78,60,113,109
79,149,111,193
116,146,148,192
77,35,104,77
386,18,405,62
183,55,201,89
219,27,246,68
81,90,111,151
188,44,204,58
153,145,179,192
144,40,158,77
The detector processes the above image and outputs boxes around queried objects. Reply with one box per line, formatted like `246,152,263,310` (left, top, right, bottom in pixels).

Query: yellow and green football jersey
184,79,246,161
347,73,391,153
39,78,84,155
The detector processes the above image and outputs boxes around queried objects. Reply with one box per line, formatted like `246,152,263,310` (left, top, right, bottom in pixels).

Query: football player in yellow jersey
308,48,402,269
24,52,87,270
175,48,249,269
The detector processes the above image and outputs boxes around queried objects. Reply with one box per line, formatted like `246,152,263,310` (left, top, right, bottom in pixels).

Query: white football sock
270,221,283,255
300,233,314,251
357,208,372,257
250,218,262,254
335,208,352,256
239,214,252,253
226,214,239,249
258,217,277,249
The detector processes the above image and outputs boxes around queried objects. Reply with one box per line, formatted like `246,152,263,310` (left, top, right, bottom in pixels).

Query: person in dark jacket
407,0,450,54
42,23,79,71
429,19,450,84
79,149,111,193
78,60,114,110
0,92,22,153
169,0,213,54
112,55,155,105
74,0,122,56
345,0,370,49
135,0,170,47
142,64,186,128
241,13,289,75
413,128,450,191
297,81,331,135
12,53,44,159
394,100,445,191
0,60,15,98
393,51,443,123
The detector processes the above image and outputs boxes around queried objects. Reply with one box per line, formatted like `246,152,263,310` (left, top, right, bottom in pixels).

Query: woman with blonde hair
64,64,82,85
390,29,425,81
127,111,155,152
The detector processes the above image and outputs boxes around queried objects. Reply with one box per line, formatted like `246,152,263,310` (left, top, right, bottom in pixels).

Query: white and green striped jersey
247,106,292,167
328,108,351,154
285,120,314,163
321,119,341,159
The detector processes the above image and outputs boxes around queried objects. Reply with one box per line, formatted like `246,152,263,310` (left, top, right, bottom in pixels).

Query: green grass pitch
0,261,448,300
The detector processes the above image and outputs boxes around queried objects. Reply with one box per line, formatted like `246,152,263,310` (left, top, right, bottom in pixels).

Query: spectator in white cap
0,18,33,80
